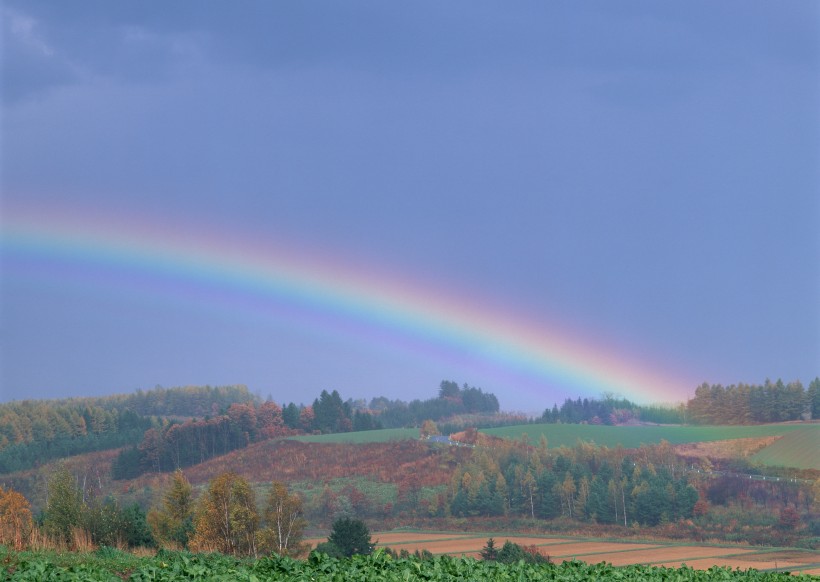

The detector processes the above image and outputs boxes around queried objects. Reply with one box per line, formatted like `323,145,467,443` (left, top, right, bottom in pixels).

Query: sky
1,1,818,413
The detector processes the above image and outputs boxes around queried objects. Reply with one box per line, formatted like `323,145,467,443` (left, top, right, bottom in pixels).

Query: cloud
8,9,53,56
1,7,79,105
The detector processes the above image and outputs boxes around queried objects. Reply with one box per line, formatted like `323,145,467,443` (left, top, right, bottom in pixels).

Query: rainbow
1,206,694,404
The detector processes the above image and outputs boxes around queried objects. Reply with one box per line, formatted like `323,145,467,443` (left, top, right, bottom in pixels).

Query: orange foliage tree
190,472,259,557
0,485,33,550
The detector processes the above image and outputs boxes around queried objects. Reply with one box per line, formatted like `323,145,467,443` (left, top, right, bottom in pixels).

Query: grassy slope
482,423,817,449
750,427,820,470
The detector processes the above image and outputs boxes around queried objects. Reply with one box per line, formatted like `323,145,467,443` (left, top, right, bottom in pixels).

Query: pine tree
326,517,373,557
479,537,498,560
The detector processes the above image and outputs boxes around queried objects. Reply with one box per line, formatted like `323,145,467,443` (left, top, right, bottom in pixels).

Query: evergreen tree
326,517,374,557
479,537,498,560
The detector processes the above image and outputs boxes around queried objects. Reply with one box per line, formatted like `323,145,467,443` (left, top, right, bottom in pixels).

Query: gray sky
1,1,818,412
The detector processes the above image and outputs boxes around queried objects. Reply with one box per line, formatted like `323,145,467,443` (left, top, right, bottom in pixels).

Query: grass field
751,427,820,470
286,423,820,456
483,423,818,449
304,530,820,574
289,427,419,443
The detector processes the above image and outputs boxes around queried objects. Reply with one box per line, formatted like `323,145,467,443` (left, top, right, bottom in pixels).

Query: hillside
751,427,820,470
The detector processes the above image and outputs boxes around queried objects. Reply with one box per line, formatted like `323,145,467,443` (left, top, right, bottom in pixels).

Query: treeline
540,378,820,427
365,381,500,429
448,440,698,527
0,385,255,474
0,405,152,474
687,378,820,425
89,384,257,418
278,381,501,432
281,390,383,434
541,396,684,425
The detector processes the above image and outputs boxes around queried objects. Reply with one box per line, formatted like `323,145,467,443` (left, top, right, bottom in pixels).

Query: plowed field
336,531,820,575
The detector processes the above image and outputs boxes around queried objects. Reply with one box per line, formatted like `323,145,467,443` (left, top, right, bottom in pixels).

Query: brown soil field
362,531,820,573
739,551,820,563
382,537,502,556
543,541,666,557
558,544,754,562
374,533,482,544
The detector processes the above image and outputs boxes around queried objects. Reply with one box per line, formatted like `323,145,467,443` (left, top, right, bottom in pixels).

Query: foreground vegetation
3,547,817,581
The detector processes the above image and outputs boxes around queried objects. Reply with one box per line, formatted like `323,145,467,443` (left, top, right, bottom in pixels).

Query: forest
540,378,820,426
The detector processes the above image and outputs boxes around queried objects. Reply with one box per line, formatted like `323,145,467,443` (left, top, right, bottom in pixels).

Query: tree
438,380,460,399
496,540,550,564
479,537,498,560
808,378,820,420
419,420,439,438
43,466,84,546
0,485,33,550
148,469,195,548
326,517,373,557
190,472,259,557
257,481,308,557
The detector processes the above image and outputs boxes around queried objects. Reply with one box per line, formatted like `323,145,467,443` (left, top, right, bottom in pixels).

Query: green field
751,427,820,470
482,423,818,449
288,427,419,444
285,423,820,450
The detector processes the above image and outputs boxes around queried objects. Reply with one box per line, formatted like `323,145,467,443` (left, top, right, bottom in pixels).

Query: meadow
750,427,820,470
482,423,818,450
286,423,819,456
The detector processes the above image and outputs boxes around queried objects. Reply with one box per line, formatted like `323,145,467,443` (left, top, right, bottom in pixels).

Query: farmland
357,531,820,575
284,422,820,453
290,424,820,456
483,423,818,450
751,428,820,470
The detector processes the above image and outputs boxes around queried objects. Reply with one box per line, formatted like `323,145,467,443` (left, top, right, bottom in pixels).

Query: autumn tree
257,481,308,557
190,472,259,557
148,469,195,548
420,420,439,438
0,485,33,550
